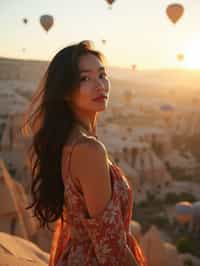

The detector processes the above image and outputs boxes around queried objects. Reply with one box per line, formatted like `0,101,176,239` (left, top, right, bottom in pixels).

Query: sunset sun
184,40,200,69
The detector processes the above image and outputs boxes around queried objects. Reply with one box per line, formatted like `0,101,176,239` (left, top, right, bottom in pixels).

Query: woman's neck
73,111,97,137
74,119,98,139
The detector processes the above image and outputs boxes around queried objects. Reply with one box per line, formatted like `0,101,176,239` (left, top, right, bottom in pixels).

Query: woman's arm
70,137,112,219
69,137,130,265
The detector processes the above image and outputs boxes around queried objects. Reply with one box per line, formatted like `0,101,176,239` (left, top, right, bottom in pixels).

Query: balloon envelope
105,0,115,5
160,104,174,111
23,18,28,24
166,4,184,24
175,201,192,224
176,201,192,214
176,53,184,62
40,15,54,32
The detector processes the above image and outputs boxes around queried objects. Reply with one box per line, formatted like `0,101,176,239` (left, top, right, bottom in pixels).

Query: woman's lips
93,95,107,101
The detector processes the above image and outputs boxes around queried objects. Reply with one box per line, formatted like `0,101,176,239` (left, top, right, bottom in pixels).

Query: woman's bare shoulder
62,129,109,176
72,135,107,161
62,128,107,180
65,127,107,153
68,132,112,219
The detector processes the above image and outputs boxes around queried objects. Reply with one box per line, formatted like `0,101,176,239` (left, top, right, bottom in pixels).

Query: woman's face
70,53,110,113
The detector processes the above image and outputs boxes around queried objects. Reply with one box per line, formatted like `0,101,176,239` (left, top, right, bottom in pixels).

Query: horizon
2,56,200,73
1,0,200,70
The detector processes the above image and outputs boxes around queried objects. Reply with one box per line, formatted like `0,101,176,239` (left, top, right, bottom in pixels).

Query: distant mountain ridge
0,57,200,89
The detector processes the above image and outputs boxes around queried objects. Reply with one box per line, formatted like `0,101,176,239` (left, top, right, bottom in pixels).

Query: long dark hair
22,41,105,230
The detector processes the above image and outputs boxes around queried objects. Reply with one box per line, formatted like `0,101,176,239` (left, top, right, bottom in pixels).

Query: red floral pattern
49,141,146,266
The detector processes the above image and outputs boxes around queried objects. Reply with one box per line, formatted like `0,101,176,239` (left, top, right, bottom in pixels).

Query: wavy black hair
22,41,105,230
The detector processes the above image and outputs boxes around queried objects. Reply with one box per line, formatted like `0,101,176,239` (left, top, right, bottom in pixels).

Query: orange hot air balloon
40,15,54,32
166,3,184,24
23,18,28,24
106,0,115,5
176,53,184,62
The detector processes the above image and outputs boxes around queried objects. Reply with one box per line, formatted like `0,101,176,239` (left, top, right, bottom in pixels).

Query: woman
24,41,146,266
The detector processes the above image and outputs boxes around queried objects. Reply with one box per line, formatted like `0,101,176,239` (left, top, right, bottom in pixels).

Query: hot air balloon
132,64,136,71
176,53,184,62
105,0,115,5
175,201,192,225
160,104,175,126
166,3,184,24
22,18,28,24
102,39,106,45
40,15,54,32
105,0,116,9
160,104,174,112
22,18,28,54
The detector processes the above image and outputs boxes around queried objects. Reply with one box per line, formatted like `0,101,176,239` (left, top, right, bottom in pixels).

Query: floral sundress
49,136,146,266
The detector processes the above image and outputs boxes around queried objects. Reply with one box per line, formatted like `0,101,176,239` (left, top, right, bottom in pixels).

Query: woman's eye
80,76,90,82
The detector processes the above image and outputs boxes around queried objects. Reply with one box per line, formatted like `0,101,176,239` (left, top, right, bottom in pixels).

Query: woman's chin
95,105,108,112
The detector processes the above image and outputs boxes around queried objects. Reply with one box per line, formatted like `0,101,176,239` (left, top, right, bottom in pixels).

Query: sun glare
184,40,200,69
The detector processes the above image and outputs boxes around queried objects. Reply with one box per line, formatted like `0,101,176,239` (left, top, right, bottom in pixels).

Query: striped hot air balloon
175,201,193,224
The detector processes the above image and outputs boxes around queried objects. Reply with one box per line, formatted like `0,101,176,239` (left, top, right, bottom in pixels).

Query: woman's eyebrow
80,67,105,74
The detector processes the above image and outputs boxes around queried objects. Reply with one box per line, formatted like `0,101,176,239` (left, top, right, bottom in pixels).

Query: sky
1,0,200,69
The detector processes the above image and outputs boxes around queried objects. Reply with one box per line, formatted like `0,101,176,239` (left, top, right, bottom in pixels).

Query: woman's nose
95,78,106,91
